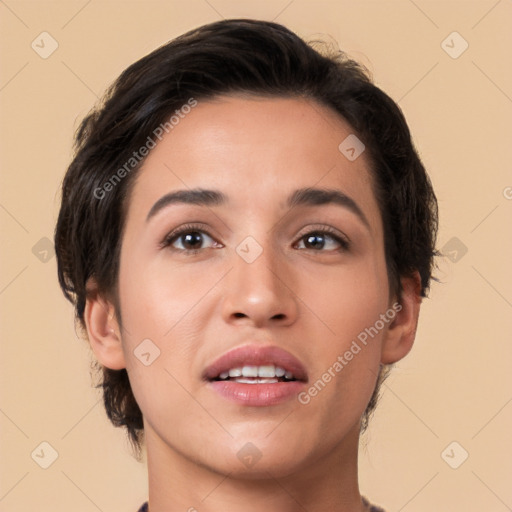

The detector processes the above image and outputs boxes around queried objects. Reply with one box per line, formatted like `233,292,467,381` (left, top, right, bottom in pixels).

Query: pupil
306,233,324,249
183,232,202,249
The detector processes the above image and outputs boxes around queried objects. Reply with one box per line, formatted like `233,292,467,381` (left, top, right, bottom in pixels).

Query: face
111,95,397,477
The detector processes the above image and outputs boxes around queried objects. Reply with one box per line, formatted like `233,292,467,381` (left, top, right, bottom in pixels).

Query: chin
212,456,308,481
200,435,315,480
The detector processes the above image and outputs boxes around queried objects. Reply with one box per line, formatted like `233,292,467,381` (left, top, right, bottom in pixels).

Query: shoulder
362,495,386,512
135,499,384,512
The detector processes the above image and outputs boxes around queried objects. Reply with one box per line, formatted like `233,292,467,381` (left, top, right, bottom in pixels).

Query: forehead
127,95,381,233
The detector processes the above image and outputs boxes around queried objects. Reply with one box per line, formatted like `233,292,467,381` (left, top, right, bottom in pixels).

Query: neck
144,422,366,512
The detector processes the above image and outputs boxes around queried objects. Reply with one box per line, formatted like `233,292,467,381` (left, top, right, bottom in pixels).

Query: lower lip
208,380,306,406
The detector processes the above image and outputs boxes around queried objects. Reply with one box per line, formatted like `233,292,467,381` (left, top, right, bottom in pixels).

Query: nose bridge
221,234,298,326
233,236,285,300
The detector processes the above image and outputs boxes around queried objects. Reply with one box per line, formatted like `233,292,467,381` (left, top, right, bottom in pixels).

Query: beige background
1,1,511,511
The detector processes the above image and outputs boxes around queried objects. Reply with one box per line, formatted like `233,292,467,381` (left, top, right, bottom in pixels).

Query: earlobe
83,280,126,370
381,272,422,365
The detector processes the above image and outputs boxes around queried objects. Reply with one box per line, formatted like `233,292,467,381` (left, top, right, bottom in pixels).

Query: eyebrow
146,189,227,221
146,186,370,229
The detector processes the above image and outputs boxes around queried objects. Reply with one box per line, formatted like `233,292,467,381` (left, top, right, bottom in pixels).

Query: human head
55,18,438,458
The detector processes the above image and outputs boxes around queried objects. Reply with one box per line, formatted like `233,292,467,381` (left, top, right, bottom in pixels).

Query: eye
295,229,349,252
161,224,221,254
161,224,348,254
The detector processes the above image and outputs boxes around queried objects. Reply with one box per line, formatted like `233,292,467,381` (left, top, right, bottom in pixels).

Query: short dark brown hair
55,18,438,458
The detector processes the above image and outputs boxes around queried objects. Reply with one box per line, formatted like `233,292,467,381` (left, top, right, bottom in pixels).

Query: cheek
295,257,388,410
299,255,389,342
116,262,205,433
118,251,218,340
116,253,219,401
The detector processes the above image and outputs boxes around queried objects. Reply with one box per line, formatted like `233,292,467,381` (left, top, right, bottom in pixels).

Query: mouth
203,344,308,406
203,344,308,383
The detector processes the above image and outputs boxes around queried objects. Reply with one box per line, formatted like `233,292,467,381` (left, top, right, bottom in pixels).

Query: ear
83,279,126,370
381,272,422,365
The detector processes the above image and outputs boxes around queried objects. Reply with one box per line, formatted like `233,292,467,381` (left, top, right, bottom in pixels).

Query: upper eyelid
296,224,348,239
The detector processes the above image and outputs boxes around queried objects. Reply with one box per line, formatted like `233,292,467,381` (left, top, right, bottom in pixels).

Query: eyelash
160,223,350,255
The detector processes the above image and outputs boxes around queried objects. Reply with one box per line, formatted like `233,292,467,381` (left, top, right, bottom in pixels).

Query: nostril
272,313,286,320
233,312,247,318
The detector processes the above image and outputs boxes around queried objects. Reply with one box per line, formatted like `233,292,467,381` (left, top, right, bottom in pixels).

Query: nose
220,242,299,328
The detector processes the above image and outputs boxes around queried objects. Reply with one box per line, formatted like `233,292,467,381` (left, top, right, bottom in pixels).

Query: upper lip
203,344,308,382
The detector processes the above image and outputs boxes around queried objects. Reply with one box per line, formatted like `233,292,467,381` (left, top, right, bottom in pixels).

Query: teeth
258,365,275,378
275,366,286,377
218,365,293,381
242,365,259,378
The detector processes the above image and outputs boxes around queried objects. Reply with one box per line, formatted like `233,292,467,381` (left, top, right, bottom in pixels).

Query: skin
84,95,421,512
